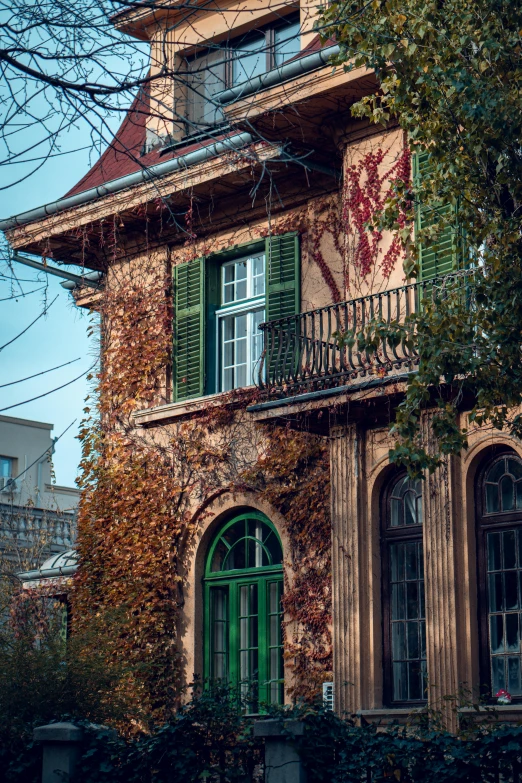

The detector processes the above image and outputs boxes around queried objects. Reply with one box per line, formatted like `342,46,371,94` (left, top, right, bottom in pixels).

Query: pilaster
330,424,362,715
421,411,460,730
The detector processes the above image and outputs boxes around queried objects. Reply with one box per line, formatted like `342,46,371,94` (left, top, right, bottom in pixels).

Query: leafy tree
321,0,522,473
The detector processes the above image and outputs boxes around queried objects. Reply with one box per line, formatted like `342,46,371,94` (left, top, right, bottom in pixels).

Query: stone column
330,424,362,715
254,720,306,783
33,722,84,783
421,411,460,731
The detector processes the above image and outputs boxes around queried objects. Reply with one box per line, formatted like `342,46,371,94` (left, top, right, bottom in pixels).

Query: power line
0,294,58,352
0,363,95,413
0,357,80,388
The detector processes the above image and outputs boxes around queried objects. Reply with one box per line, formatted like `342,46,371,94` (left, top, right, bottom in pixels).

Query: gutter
18,564,78,581
247,372,414,412
215,45,340,105
0,132,254,231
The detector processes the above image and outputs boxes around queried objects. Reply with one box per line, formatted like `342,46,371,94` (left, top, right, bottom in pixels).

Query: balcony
255,271,475,401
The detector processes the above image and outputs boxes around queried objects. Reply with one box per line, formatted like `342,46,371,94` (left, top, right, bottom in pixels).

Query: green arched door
204,511,284,711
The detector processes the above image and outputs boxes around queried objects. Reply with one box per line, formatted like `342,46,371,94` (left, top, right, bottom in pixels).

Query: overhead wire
0,362,96,412
0,357,80,388
0,294,58,352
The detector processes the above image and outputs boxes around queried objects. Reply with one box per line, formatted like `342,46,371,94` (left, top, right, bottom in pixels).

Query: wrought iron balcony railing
256,270,475,398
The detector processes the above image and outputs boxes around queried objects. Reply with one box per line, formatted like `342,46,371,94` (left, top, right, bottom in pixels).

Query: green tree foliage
321,0,522,473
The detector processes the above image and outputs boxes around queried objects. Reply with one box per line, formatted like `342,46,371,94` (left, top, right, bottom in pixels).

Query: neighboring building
0,415,78,571
1,0,519,729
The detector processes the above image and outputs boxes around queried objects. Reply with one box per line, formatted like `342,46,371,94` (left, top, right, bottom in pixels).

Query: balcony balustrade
256,270,475,398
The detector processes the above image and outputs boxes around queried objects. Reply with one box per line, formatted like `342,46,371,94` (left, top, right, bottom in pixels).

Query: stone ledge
33,722,84,743
254,719,306,738
358,708,424,725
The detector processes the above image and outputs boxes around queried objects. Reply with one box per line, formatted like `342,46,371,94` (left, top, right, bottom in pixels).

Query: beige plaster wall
342,127,409,301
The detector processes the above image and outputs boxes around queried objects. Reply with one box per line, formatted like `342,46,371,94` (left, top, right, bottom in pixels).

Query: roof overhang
5,139,283,264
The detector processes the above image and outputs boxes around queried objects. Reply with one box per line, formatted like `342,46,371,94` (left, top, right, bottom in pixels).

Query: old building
1,0,519,729
0,415,78,574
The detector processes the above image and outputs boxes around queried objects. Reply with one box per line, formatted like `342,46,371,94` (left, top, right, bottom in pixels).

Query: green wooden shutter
266,232,300,320
173,257,205,401
265,233,300,384
413,151,461,281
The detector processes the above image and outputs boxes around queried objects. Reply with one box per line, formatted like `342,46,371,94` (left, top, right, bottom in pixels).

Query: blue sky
0,130,114,488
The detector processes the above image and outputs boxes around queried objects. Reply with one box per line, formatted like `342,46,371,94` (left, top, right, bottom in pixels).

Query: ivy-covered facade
3,0,522,733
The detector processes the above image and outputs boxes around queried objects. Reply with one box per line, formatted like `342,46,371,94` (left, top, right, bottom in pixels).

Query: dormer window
185,14,300,136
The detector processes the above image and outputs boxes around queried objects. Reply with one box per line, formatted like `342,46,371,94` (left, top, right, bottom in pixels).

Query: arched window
382,474,426,705
204,511,284,711
477,453,522,698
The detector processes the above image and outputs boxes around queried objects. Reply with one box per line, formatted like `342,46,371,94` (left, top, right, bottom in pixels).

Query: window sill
357,708,426,726
458,705,522,723
133,388,255,427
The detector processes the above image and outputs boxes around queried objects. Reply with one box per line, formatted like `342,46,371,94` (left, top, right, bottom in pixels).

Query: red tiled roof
65,90,152,197
65,89,232,198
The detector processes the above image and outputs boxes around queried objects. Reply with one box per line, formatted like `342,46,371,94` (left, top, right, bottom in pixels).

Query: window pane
503,530,517,569
252,254,265,296
274,20,300,67
508,656,522,693
405,543,418,580
486,483,500,513
393,662,408,702
501,475,515,511
187,49,226,128
0,457,12,478
489,572,503,612
505,571,519,611
236,337,247,365
211,588,228,680
488,532,501,571
490,614,504,653
506,613,519,651
388,539,425,702
389,476,422,527
236,364,247,388
232,36,266,85
491,655,506,692
508,459,522,479
487,459,506,483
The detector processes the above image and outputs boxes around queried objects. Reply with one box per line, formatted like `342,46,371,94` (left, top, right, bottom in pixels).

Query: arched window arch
381,473,426,705
204,510,284,711
477,452,522,699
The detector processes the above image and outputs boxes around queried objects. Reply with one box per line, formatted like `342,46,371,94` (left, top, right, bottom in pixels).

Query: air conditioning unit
0,477,16,491
323,682,334,711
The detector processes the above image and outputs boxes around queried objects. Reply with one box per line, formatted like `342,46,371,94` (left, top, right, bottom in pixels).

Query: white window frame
216,254,265,392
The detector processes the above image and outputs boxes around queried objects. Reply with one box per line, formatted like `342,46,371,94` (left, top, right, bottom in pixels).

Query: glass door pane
239,583,259,712
210,587,228,680
267,580,284,704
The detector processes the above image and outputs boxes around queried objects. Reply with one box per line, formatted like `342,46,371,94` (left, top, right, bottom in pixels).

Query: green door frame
203,511,284,709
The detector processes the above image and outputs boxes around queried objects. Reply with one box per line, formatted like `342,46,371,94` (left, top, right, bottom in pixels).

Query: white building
0,414,79,569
